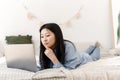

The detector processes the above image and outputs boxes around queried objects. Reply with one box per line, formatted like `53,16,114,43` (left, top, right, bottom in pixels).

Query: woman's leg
85,45,96,55
90,47,100,61
84,42,100,61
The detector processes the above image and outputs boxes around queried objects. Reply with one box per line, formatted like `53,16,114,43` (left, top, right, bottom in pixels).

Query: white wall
0,0,113,54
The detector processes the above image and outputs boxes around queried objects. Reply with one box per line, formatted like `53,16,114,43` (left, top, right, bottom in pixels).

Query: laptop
5,44,38,72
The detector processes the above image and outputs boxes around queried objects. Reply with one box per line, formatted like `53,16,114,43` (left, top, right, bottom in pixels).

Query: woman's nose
43,37,47,42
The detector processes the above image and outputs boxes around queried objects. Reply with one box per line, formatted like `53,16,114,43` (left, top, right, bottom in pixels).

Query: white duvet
62,56,120,80
31,56,120,80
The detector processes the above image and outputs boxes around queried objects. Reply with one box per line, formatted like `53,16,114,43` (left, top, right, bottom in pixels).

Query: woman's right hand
44,46,59,64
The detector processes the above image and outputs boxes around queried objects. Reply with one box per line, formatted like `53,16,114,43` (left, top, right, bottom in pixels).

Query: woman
39,23,100,70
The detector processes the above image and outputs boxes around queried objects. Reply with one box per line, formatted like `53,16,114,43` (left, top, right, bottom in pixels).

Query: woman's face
41,28,56,49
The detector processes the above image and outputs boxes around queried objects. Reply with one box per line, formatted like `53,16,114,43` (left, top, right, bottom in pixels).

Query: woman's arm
53,42,80,69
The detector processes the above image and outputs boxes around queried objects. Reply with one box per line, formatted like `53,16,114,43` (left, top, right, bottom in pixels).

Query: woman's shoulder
64,40,73,46
64,40,76,50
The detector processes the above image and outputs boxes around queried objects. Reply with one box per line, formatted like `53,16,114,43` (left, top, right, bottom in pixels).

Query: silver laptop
5,44,38,72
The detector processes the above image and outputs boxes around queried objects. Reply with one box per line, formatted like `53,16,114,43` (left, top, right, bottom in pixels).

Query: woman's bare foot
95,41,101,47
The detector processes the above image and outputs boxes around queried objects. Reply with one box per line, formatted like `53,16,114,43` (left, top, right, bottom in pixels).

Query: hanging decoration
23,0,85,27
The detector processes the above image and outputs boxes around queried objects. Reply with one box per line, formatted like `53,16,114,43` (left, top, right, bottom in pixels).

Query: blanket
61,56,120,80
32,56,120,80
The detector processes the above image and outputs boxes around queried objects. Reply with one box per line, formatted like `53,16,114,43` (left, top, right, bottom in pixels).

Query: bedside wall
0,0,113,54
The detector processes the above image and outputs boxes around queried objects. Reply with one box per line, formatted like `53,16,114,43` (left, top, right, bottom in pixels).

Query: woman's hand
44,46,59,64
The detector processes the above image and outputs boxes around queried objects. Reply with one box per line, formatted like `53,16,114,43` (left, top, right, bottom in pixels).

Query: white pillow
109,48,120,56
74,42,95,52
32,68,66,80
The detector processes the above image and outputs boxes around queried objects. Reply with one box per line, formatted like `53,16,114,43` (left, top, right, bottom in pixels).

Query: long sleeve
53,41,80,69
64,42,81,69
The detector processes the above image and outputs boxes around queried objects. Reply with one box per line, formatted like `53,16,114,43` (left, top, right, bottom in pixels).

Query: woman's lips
44,43,48,45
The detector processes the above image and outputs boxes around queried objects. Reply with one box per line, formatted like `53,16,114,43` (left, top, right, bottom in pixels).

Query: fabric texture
5,35,32,44
1,56,120,80
32,68,66,80
109,48,120,56
33,56,120,80
71,56,120,80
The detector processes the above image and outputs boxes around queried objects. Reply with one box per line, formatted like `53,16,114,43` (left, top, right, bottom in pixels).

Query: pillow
100,47,114,58
32,68,66,80
109,48,120,56
5,35,32,44
74,42,94,51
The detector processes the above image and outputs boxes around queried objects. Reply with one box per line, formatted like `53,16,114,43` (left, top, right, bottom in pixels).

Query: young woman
38,23,100,70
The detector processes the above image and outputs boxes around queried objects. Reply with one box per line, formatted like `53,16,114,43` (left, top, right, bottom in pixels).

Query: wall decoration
23,0,86,27
111,0,120,48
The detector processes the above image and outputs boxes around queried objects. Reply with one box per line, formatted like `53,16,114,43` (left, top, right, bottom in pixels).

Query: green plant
117,13,120,44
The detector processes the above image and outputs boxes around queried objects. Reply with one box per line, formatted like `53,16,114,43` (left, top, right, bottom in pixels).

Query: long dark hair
39,23,65,69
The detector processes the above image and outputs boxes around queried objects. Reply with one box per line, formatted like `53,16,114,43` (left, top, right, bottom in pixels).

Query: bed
1,56,120,80
0,42,119,80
